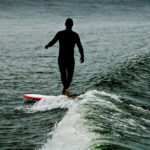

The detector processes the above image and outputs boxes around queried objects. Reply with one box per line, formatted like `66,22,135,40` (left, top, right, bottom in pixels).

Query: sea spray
38,95,94,150
37,90,120,150
21,90,150,150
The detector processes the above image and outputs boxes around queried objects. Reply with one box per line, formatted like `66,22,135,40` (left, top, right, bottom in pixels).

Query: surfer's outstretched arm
45,33,59,49
76,35,84,63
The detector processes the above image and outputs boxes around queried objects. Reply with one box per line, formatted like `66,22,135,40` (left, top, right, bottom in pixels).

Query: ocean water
1,0,150,150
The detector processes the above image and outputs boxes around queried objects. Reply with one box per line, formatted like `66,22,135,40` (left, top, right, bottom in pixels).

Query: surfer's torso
56,30,80,59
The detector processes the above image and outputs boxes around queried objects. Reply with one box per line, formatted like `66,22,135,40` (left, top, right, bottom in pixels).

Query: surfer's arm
45,33,59,49
76,35,84,63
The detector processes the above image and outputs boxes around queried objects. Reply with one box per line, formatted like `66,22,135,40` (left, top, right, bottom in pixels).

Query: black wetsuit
47,30,84,90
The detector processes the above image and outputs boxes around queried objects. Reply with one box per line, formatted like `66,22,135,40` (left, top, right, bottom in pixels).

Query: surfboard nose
23,94,42,100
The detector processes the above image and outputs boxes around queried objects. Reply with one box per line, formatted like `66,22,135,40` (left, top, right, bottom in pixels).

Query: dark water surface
1,0,150,150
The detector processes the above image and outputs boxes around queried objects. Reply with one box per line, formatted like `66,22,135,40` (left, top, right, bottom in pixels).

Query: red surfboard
23,94,50,100
23,94,81,100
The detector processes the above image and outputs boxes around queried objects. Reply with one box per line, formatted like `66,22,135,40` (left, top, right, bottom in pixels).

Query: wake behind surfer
45,18,84,96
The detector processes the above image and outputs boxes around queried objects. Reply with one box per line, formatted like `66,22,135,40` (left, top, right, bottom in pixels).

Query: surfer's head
65,18,73,30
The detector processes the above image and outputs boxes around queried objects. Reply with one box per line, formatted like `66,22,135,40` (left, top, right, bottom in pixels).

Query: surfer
45,18,84,96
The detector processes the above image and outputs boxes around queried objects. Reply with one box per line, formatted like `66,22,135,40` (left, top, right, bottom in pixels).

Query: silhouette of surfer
45,18,84,96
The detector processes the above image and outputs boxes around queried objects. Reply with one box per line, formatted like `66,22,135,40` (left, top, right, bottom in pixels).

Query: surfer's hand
45,45,49,49
80,56,84,63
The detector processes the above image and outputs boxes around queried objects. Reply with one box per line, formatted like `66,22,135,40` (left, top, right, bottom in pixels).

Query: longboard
23,94,80,100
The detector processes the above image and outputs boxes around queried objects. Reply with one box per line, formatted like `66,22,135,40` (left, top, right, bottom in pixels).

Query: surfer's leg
66,59,75,89
62,88,66,95
58,58,67,94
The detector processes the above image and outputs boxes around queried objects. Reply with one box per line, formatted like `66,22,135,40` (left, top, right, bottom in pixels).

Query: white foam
22,94,94,150
130,104,150,113
41,103,93,150
25,95,76,113
80,90,122,113
23,90,120,150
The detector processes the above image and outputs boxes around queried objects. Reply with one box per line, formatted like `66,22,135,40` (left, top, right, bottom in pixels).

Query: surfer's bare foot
65,89,70,96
